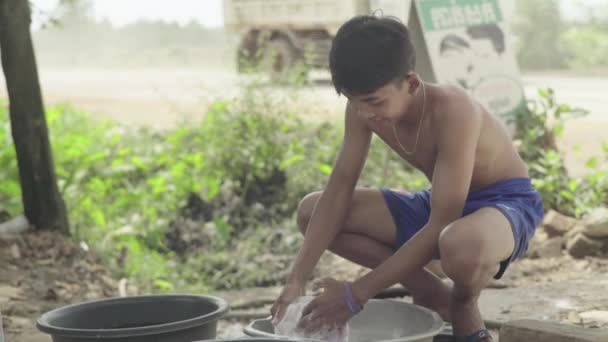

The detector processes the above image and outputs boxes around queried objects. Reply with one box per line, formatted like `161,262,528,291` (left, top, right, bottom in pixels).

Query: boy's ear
405,72,420,95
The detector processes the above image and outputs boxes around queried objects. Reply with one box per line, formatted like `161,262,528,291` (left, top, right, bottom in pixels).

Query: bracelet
343,283,363,316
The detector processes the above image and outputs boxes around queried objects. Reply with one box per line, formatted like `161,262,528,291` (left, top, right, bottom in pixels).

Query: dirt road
1,67,607,175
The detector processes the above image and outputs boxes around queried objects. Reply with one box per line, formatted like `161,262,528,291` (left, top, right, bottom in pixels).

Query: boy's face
349,79,414,123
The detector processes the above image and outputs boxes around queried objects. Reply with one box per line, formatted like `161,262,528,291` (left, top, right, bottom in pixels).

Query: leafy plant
513,87,608,217
0,104,20,214
4,82,605,292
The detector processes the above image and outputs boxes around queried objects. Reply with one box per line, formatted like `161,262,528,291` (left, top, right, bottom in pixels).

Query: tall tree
0,0,69,233
513,0,565,70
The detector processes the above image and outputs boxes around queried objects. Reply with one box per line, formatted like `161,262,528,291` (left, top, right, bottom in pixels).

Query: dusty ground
1,67,608,340
2,230,607,341
0,231,124,342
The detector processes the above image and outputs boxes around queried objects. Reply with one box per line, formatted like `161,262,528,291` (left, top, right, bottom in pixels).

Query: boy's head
329,15,420,122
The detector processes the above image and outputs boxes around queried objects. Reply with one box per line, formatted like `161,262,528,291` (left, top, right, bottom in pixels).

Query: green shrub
4,83,605,291
514,88,607,217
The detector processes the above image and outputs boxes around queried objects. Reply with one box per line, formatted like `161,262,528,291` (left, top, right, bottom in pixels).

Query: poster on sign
414,0,526,122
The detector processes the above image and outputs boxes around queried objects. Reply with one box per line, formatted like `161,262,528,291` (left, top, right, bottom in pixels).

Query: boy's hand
297,278,363,333
271,282,305,324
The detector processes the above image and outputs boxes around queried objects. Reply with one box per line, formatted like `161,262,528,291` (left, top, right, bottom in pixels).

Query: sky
31,0,225,29
30,0,605,30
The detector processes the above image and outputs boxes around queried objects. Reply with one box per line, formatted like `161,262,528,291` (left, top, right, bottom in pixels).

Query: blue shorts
380,177,544,279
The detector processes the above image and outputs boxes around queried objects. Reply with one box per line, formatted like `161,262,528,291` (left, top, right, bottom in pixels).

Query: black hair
329,15,416,96
439,34,471,54
466,23,505,54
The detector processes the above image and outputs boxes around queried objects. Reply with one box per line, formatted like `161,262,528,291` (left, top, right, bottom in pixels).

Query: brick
500,319,608,342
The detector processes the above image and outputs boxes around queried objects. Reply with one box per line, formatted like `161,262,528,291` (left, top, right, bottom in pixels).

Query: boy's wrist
286,273,307,286
351,280,372,306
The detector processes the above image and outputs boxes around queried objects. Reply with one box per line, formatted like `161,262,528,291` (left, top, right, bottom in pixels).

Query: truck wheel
262,38,306,82
236,32,260,73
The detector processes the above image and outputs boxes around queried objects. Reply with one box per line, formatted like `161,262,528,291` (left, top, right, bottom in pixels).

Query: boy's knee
296,191,322,234
439,223,489,287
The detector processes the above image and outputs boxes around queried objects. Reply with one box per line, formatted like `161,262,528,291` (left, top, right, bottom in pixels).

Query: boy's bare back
344,83,528,192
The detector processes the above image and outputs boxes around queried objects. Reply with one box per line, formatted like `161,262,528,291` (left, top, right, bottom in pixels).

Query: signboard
413,0,526,122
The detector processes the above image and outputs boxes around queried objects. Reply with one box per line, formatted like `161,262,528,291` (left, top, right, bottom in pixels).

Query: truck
223,0,409,80
223,0,524,129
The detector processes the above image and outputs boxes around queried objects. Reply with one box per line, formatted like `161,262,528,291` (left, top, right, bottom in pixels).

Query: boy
270,15,543,342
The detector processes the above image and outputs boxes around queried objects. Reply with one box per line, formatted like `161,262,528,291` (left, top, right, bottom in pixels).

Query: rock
525,230,548,258
0,215,29,235
565,224,585,244
0,209,9,222
567,311,583,325
6,316,31,328
603,240,608,255
500,319,608,342
0,285,20,297
582,207,608,238
535,237,564,258
566,233,603,258
579,311,608,327
543,210,577,236
526,231,565,258
0,285,22,307
0,286,21,300
10,243,20,259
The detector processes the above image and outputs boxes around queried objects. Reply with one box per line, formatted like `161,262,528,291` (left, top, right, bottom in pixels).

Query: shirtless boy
270,15,544,342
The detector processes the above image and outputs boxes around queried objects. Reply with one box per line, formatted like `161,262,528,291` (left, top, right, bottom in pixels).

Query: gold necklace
392,81,426,155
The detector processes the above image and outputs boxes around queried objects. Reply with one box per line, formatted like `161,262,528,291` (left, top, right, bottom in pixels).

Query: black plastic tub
36,294,229,342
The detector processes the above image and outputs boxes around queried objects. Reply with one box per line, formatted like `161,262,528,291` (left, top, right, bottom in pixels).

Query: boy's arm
352,93,482,303
286,102,372,285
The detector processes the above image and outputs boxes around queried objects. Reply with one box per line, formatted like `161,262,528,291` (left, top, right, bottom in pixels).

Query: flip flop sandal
433,324,454,341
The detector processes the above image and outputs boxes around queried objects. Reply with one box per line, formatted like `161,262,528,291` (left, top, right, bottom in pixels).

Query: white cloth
274,296,349,342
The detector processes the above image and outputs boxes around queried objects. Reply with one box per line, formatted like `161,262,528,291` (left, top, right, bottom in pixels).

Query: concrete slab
500,319,608,342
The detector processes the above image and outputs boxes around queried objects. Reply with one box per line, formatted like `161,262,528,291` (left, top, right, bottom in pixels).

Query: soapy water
274,296,349,342
266,296,445,342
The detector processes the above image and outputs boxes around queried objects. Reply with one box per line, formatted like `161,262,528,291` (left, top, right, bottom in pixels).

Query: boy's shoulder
430,84,483,130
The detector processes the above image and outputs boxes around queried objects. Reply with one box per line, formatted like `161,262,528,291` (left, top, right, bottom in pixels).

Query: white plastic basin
244,299,444,342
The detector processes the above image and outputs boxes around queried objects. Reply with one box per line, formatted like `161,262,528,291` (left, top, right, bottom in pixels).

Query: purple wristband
344,283,363,316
